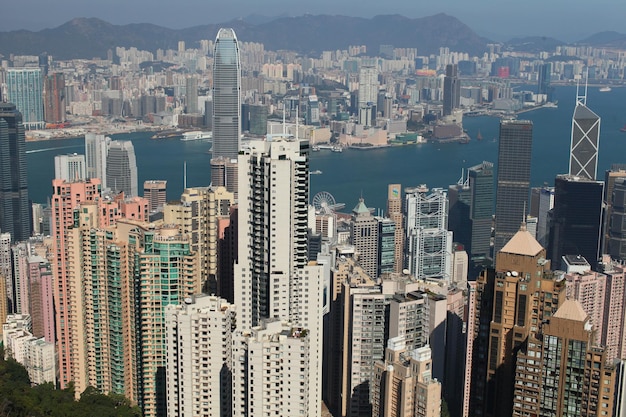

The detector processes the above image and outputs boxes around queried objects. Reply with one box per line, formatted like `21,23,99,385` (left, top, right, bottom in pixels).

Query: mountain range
0,14,624,61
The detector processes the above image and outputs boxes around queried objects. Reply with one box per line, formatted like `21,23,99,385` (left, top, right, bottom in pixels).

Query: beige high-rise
372,337,441,417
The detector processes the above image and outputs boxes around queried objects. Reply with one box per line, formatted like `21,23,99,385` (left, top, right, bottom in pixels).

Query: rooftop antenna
457,168,464,186
576,68,589,106
295,106,299,140
521,201,527,230
282,102,286,137
183,161,187,189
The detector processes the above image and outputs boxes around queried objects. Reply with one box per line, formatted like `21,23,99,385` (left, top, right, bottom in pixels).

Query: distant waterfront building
43,73,65,124
494,120,533,255
569,99,600,180
5,68,45,129
85,133,109,188
443,64,460,116
106,140,138,197
212,28,241,160
54,153,86,182
358,65,378,107
0,102,31,242
537,62,552,101
185,76,198,114
211,28,241,194
143,180,167,212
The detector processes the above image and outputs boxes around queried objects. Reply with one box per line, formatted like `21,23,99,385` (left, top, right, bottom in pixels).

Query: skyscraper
494,120,533,255
468,161,495,261
54,153,86,182
106,140,138,197
212,28,241,160
537,62,552,101
386,184,404,273
5,68,45,129
569,100,600,180
85,133,109,187
185,76,198,114
609,177,626,261
350,198,379,279
405,186,452,282
548,174,604,270
470,226,565,417
512,300,615,417
232,136,323,417
43,73,65,124
443,64,460,116
143,180,167,212
0,102,31,242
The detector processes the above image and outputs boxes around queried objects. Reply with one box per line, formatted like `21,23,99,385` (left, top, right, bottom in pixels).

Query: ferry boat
599,86,612,92
181,131,212,141
331,146,343,153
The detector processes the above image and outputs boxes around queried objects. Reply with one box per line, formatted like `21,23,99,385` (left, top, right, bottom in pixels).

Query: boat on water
544,101,558,108
312,146,320,151
151,130,182,139
476,130,483,141
600,86,612,92
310,170,322,175
181,131,212,141
620,124,626,132
331,146,343,153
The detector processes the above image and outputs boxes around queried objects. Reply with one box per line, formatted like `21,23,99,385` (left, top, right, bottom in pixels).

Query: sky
1,0,625,42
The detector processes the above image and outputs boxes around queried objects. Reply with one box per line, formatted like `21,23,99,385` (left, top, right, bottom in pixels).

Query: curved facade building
212,28,241,160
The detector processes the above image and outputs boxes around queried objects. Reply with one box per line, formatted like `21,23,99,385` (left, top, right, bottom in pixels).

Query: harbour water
26,86,626,211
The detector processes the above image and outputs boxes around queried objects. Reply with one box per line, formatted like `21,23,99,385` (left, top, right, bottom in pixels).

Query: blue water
26,86,626,211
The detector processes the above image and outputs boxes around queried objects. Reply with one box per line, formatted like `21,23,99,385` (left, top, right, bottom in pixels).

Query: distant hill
577,31,626,48
0,14,489,60
504,36,564,53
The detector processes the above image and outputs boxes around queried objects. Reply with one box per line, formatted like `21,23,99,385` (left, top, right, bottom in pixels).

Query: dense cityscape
1,11,626,417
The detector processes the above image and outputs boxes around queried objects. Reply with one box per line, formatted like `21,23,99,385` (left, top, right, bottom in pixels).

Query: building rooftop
553,299,588,322
499,225,543,257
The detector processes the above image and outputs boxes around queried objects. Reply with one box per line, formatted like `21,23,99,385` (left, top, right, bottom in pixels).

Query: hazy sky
2,0,624,42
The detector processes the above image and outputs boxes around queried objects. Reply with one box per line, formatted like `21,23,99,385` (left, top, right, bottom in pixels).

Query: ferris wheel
312,191,345,214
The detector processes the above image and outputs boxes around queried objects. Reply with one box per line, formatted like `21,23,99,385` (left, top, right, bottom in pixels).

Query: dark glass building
0,102,30,241
547,174,604,270
608,177,626,262
494,120,533,255
537,63,553,101
443,64,460,116
468,161,495,261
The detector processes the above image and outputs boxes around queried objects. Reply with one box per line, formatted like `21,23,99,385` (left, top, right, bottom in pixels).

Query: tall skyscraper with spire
0,102,30,242
569,89,600,180
211,28,241,194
